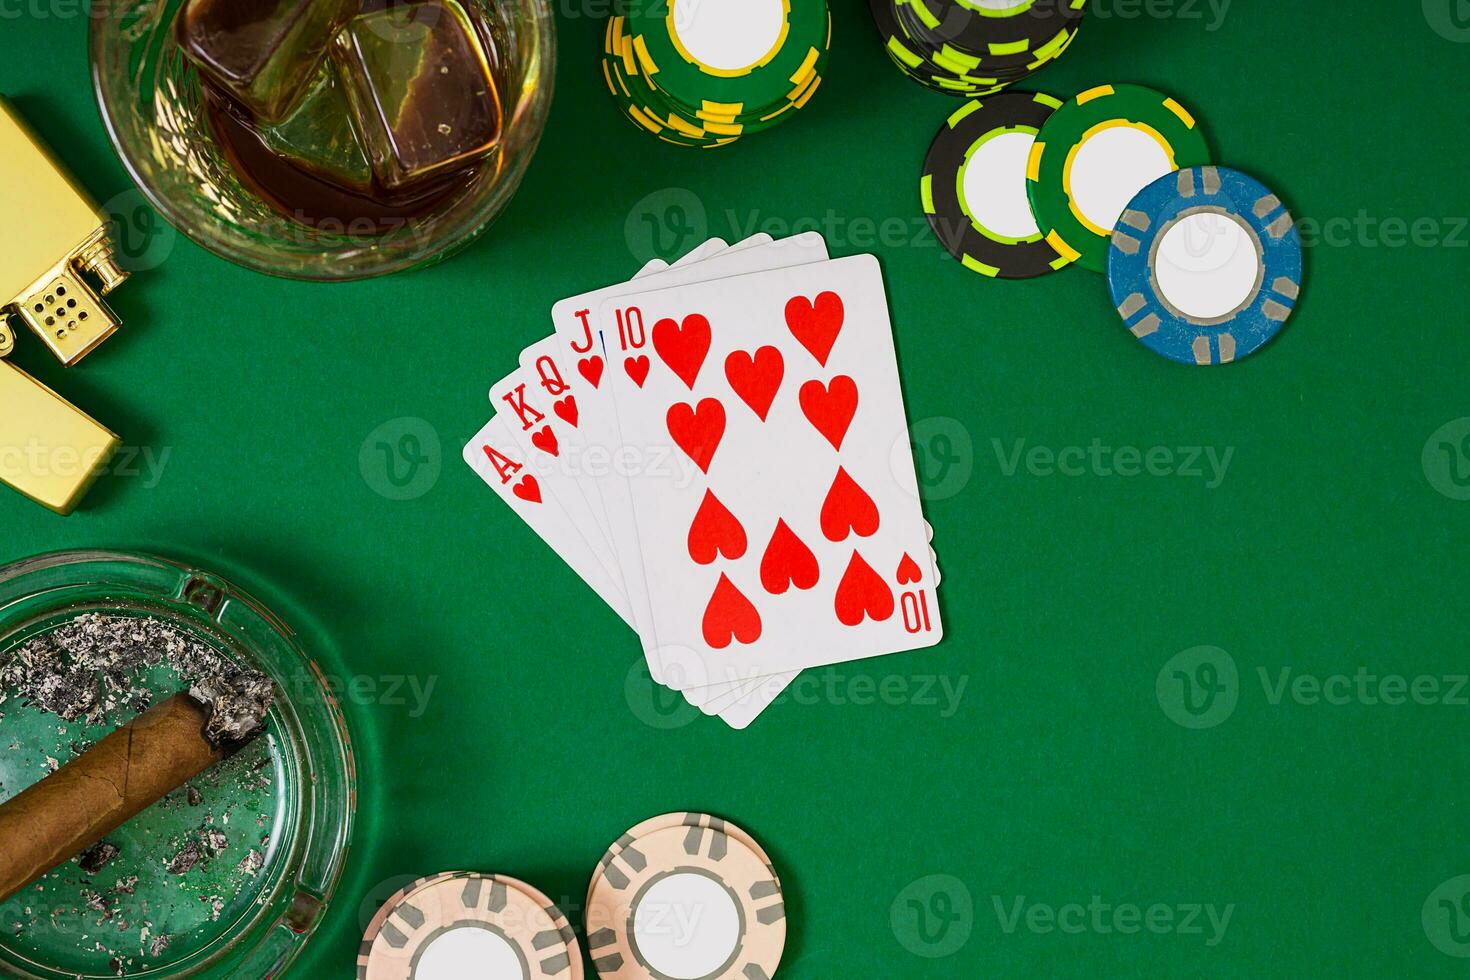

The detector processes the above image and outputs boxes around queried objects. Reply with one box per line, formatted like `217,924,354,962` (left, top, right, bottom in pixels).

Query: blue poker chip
1107,166,1303,366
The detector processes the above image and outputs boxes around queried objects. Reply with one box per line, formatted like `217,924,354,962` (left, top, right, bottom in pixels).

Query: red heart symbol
652,313,712,390
799,375,858,450
835,551,895,626
760,519,820,595
897,553,923,585
702,573,762,649
554,396,578,427
785,291,844,366
666,398,725,474
512,475,541,504
624,355,650,387
530,425,559,457
725,347,784,421
688,490,747,565
578,356,604,389
820,467,880,542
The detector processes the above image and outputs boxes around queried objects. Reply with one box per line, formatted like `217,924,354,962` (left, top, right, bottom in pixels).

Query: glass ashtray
0,551,354,978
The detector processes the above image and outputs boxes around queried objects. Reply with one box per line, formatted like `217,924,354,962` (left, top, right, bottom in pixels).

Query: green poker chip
1026,83,1212,272
603,56,737,147
604,17,745,147
921,91,1069,279
678,42,830,129
625,0,830,116
601,5,827,148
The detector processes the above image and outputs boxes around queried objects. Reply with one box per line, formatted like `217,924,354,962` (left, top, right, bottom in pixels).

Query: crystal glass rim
88,0,557,282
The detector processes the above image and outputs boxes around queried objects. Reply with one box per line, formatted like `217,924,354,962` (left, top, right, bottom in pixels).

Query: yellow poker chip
360,873,581,980
586,824,786,980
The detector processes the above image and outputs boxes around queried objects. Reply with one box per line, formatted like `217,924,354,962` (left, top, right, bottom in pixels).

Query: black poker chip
908,0,1087,59
871,0,1085,96
920,91,1069,279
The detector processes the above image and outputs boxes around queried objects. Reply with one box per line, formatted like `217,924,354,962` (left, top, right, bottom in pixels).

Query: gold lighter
0,96,128,514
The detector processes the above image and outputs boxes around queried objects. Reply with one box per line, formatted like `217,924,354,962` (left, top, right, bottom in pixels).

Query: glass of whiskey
90,0,555,281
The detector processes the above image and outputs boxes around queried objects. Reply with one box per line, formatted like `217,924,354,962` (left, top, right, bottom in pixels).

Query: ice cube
332,0,502,191
255,62,373,192
177,0,359,123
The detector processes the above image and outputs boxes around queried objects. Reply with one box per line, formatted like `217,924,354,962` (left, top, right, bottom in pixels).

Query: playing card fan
464,234,943,729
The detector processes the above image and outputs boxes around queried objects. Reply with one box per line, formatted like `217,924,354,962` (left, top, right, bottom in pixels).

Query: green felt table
5,2,1470,976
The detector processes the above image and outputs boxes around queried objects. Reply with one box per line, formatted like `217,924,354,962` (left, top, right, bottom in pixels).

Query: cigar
0,680,272,904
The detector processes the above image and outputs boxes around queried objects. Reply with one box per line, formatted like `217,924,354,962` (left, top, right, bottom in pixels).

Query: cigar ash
0,615,284,975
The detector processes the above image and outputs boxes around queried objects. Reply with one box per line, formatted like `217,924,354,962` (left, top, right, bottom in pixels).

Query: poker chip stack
602,0,831,147
869,0,1086,96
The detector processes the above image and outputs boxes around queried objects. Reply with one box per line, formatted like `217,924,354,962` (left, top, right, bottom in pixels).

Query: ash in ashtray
79,841,120,876
189,673,274,746
0,614,281,974
0,614,274,736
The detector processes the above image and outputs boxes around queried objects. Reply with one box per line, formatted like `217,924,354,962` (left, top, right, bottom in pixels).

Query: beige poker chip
360,871,466,972
586,812,780,914
360,872,581,980
586,824,786,980
505,876,586,980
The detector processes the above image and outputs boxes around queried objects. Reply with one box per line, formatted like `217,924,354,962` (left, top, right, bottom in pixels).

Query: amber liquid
199,0,504,235
205,91,473,235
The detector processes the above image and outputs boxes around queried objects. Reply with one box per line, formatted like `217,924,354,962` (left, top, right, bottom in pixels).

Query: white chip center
669,0,786,72
964,0,1035,10
633,872,741,979
962,130,1041,240
415,925,526,979
1154,210,1264,321
1069,125,1173,235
